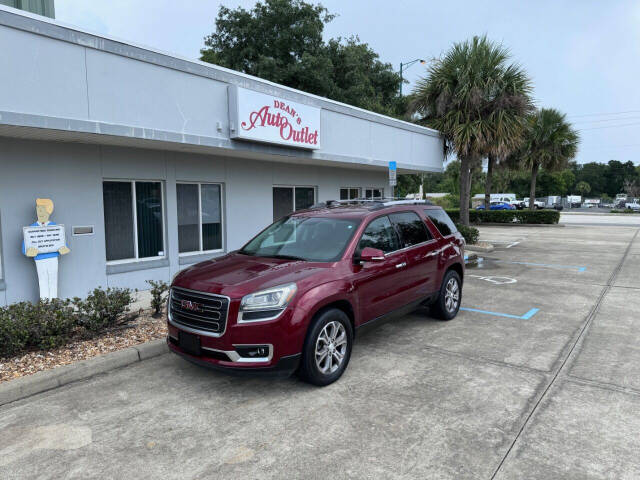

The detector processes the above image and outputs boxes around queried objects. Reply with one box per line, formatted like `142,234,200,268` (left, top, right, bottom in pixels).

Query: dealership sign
229,86,321,149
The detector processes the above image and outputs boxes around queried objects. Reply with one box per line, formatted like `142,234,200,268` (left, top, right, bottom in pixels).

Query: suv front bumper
167,336,301,377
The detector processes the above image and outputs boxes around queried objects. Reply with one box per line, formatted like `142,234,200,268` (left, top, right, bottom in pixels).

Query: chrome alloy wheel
444,277,460,313
315,321,347,374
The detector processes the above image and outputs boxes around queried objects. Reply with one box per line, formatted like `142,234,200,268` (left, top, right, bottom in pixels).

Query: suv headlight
240,283,297,312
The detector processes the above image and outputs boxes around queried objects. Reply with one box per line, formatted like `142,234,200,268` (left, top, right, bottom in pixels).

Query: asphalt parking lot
1,222,640,479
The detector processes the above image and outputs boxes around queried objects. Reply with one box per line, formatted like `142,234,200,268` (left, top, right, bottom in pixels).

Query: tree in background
482,65,533,208
200,0,403,116
516,108,579,209
624,179,640,199
409,36,530,225
576,181,591,197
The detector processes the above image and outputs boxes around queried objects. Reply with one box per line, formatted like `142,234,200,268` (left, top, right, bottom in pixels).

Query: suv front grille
169,287,229,335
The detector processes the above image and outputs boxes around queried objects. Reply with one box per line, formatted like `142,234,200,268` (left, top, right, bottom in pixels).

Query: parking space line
460,307,540,320
494,260,587,272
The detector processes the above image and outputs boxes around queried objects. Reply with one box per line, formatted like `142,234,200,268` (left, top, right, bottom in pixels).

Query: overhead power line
580,143,640,149
568,109,640,118
577,121,640,131
572,116,640,125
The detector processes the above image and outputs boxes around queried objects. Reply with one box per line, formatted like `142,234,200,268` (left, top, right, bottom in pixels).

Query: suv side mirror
358,247,385,262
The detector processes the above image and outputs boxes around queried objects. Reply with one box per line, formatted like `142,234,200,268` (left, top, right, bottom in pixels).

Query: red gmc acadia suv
167,200,464,386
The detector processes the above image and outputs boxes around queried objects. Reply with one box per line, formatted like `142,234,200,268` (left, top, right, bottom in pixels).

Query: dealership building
0,6,443,306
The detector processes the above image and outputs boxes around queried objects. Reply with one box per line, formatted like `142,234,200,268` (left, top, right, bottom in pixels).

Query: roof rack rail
309,198,433,209
381,199,433,206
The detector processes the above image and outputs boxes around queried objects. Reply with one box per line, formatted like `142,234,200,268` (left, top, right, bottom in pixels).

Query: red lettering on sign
240,102,319,146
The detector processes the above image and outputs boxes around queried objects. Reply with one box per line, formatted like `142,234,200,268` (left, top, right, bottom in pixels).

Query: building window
103,181,165,262
340,187,361,200
365,188,384,199
273,186,316,221
177,183,224,254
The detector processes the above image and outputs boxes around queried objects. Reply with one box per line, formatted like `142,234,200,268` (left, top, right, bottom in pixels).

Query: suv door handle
395,262,407,268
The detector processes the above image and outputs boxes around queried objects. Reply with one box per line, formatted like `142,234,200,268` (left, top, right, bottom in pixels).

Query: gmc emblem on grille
181,300,203,312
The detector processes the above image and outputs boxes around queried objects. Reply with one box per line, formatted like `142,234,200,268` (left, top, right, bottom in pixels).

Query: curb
465,244,494,253
0,338,168,407
475,223,564,228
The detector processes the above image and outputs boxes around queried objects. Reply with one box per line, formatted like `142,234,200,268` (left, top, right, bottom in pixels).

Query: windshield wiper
237,249,254,256
268,254,306,261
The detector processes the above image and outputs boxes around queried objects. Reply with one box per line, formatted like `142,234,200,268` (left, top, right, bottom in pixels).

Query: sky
53,0,640,165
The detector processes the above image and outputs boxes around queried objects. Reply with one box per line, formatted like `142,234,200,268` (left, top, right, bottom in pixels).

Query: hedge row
0,287,133,358
610,209,640,214
446,209,560,224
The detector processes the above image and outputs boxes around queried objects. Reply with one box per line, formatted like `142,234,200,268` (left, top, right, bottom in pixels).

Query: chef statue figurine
22,198,70,300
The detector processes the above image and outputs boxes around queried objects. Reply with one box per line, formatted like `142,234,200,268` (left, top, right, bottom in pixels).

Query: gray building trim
0,6,438,138
178,252,226,266
106,258,170,275
0,111,443,173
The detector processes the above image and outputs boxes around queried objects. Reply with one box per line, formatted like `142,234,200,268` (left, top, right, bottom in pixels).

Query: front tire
431,270,462,320
299,308,353,386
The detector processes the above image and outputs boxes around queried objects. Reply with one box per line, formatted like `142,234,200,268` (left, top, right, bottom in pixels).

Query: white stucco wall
0,137,388,305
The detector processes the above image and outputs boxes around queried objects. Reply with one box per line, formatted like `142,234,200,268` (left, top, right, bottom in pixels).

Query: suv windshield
239,216,361,262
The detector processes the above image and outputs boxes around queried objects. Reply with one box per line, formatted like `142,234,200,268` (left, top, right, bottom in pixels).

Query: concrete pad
0,347,545,479
614,253,640,289
495,380,640,479
364,280,600,372
569,287,640,391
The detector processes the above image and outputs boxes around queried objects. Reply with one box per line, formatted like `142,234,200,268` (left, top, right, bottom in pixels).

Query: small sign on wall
23,224,66,254
229,86,321,149
388,161,397,187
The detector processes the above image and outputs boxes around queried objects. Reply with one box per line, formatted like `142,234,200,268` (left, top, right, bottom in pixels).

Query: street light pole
399,58,426,96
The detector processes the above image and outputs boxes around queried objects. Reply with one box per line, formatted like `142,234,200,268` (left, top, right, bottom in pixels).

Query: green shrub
73,287,134,332
0,306,29,357
456,224,479,244
445,209,559,224
610,209,639,214
0,288,135,358
429,194,459,209
146,280,169,316
0,299,77,357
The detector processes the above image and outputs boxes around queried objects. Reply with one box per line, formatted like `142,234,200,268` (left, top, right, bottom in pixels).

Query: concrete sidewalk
1,224,639,479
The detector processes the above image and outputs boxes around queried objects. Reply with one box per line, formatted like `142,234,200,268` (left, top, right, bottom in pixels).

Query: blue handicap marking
494,260,586,272
460,307,540,320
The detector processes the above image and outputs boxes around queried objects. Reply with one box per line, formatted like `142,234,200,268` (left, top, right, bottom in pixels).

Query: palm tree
483,66,534,208
409,36,533,225
519,109,579,209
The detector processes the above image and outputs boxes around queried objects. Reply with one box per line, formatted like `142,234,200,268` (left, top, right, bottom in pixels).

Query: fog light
235,345,270,358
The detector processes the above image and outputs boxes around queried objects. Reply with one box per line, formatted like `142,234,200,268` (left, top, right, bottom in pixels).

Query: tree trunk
529,162,539,210
484,155,495,208
459,157,471,226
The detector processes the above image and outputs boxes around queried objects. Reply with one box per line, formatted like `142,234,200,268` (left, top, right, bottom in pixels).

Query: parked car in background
552,203,564,211
625,201,640,211
523,198,546,209
476,201,516,210
167,200,465,386
508,199,526,210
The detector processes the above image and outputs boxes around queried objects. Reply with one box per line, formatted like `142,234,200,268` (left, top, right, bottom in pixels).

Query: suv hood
172,252,333,298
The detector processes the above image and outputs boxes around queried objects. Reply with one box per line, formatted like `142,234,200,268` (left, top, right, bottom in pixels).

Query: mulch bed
0,309,167,384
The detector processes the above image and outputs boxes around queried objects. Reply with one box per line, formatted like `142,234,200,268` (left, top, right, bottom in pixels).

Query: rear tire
299,308,353,386
431,270,462,321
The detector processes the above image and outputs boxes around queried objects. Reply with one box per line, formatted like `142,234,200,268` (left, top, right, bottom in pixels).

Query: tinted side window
357,216,401,254
425,209,458,237
389,211,432,247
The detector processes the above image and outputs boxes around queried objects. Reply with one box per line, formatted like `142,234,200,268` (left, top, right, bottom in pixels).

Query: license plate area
179,332,201,356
